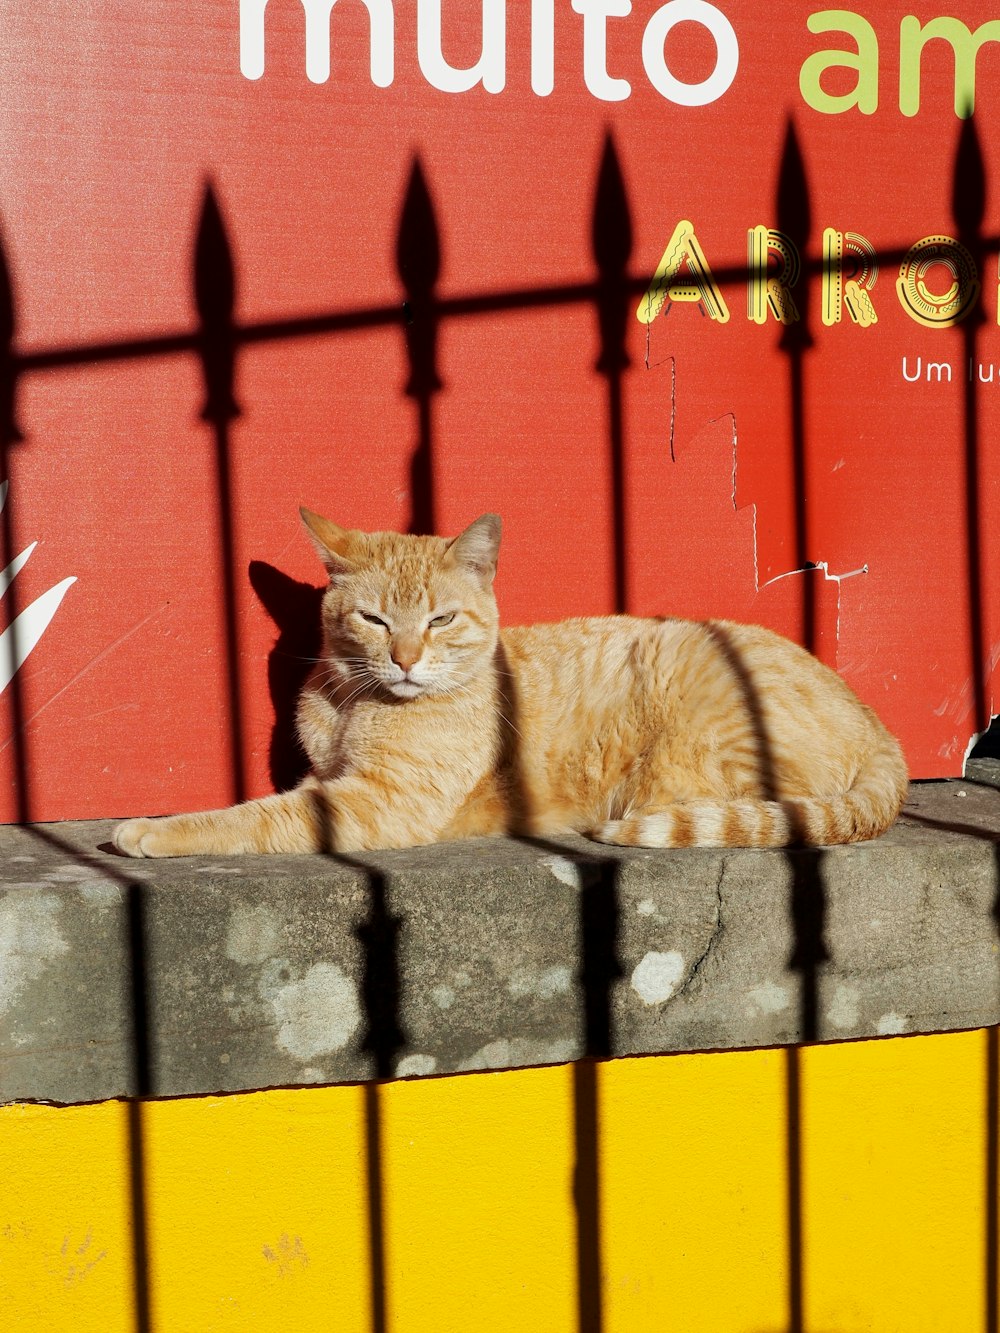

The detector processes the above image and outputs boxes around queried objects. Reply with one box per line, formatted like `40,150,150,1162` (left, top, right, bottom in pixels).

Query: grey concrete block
2,763,999,1104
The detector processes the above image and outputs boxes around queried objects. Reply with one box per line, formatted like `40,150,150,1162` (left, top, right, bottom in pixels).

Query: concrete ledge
3,763,1000,1105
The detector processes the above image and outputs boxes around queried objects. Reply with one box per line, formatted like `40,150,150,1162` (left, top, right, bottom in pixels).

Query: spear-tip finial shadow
194,180,240,423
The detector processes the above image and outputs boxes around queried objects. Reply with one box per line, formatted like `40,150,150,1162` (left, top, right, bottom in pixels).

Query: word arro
639,221,989,329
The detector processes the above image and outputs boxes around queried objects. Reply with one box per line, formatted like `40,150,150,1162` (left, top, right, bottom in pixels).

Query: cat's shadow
248,560,325,792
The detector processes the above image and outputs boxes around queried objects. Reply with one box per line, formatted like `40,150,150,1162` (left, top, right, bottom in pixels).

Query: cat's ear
443,513,501,585
299,506,356,578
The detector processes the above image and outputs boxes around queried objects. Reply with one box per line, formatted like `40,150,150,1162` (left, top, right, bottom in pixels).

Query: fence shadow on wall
0,119,998,1333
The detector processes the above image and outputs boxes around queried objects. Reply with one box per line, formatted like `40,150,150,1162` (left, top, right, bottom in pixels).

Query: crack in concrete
677,857,726,998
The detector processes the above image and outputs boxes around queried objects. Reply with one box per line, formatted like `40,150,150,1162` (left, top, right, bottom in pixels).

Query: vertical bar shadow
0,228,155,1329
127,880,154,1333
953,115,988,743
0,222,28,822
535,133,636,1333
194,182,246,804
776,120,824,1333
397,160,441,537
777,119,827,1333
706,619,827,1333
495,635,622,1333
15,819,156,1332
574,858,622,1333
593,132,632,616
952,112,996,1333
308,794,405,1333
357,865,405,1333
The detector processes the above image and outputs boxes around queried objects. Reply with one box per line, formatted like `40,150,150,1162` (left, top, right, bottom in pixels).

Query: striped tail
588,733,908,849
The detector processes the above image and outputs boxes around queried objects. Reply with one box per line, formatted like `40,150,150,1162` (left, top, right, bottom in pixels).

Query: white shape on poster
0,481,76,695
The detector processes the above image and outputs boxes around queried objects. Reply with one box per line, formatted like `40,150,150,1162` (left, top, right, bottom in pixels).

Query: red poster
1,1,997,823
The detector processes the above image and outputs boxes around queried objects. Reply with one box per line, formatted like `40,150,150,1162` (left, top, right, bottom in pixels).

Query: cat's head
301,508,501,700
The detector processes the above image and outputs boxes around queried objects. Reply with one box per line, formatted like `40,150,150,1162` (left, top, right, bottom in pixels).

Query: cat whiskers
312,663,362,689
336,677,380,709
312,661,380,708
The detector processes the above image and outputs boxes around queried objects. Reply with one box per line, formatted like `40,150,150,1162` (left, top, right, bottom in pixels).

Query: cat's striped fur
113,511,907,858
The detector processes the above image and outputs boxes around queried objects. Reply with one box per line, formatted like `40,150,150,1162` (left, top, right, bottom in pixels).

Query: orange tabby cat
113,510,907,858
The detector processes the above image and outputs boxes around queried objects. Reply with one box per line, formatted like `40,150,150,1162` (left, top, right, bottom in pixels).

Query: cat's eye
358,611,389,629
429,612,456,628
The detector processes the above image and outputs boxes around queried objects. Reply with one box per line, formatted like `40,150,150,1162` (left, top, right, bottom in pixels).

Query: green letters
900,15,1000,118
800,10,878,115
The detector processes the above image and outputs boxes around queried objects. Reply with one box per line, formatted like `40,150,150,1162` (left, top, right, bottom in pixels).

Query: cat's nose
390,637,422,673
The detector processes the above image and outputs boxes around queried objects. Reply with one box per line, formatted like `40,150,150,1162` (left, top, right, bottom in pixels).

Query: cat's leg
114,767,471,857
113,786,330,857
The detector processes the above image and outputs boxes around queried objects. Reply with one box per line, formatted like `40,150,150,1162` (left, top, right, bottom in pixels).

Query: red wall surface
0,1,998,823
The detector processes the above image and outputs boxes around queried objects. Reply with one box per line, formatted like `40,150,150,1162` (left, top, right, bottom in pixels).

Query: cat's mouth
388,679,424,699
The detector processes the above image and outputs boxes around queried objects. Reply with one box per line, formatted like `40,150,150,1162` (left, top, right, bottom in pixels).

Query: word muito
638,222,988,329
240,0,997,115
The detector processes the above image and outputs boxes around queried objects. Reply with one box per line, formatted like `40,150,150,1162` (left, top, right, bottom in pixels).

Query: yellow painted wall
1,1029,994,1332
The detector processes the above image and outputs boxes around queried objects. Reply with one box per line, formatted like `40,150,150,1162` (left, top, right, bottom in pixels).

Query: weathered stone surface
2,763,999,1104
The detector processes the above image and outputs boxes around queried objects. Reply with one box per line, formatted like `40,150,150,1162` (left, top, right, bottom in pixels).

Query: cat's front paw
113,818,170,858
